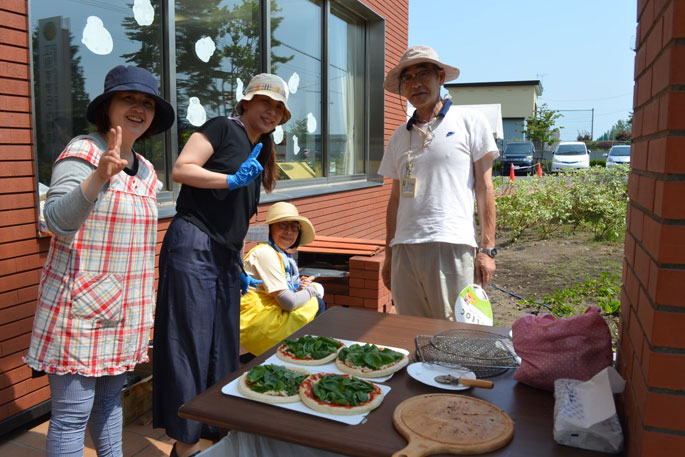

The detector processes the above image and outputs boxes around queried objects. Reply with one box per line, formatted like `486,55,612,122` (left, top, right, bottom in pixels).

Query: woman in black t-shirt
153,74,290,457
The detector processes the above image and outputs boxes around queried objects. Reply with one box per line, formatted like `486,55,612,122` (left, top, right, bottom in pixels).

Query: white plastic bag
553,367,626,454
454,284,493,326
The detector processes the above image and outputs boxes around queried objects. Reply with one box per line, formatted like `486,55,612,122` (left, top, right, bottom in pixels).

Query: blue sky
409,0,637,141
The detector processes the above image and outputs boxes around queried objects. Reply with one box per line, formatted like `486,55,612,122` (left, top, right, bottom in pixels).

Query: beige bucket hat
264,202,315,246
383,45,460,95
237,73,292,124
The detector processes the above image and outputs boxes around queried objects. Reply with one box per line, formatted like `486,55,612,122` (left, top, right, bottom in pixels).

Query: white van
551,141,590,172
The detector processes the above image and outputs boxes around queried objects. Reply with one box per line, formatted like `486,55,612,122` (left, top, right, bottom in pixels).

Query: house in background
445,80,542,143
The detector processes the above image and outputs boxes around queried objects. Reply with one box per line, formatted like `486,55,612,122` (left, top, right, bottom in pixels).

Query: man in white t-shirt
378,45,498,320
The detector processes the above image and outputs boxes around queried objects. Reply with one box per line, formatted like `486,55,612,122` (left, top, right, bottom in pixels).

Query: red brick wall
251,187,390,239
0,0,408,427
346,253,393,312
364,0,410,140
0,0,54,424
616,1,685,455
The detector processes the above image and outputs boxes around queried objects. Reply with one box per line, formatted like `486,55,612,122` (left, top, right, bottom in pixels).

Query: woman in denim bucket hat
153,73,290,457
87,65,175,136
24,65,174,457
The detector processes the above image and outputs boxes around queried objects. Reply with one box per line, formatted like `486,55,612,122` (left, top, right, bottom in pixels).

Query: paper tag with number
400,177,417,198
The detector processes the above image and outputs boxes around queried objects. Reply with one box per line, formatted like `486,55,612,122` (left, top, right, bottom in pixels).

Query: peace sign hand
96,126,128,180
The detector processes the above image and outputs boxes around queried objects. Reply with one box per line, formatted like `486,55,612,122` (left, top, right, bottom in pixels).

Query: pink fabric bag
512,306,613,391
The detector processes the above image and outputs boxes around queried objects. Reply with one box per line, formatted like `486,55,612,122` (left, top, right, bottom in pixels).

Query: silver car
606,145,631,168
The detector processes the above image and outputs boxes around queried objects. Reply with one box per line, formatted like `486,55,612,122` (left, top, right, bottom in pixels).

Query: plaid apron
25,135,159,376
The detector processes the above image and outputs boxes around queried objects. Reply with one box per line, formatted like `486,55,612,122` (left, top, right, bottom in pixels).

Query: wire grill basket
414,328,519,378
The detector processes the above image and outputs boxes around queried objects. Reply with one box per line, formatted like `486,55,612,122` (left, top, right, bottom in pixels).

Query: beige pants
390,243,475,320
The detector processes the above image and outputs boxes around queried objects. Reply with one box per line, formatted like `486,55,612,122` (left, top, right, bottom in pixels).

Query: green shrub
566,167,629,241
520,271,622,318
495,166,628,242
495,178,542,241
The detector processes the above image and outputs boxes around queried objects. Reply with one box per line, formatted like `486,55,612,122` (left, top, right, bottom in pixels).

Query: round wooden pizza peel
392,394,514,456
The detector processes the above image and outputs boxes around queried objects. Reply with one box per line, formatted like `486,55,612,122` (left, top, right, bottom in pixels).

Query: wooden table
179,307,615,456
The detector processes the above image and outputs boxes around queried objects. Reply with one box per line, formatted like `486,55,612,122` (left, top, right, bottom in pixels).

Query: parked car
551,141,590,172
500,141,536,175
606,144,631,168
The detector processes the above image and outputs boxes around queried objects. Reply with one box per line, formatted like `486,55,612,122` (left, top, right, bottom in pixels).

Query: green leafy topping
337,344,403,370
281,335,343,360
246,364,308,396
312,374,374,406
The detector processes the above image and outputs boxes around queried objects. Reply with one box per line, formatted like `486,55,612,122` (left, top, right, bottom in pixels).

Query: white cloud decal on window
81,16,113,55
194,36,216,63
186,97,207,127
273,125,284,144
235,78,244,103
133,0,154,26
288,72,300,94
306,112,317,133
292,135,300,155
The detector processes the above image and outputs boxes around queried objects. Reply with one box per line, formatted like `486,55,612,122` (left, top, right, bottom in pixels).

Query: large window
30,0,166,191
30,0,383,229
328,4,365,177
174,0,261,150
270,0,322,180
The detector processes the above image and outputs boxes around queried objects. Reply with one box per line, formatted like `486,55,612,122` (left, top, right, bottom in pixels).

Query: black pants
152,218,241,443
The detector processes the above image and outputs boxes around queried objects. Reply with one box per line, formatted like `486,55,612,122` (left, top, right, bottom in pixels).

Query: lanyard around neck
406,116,440,178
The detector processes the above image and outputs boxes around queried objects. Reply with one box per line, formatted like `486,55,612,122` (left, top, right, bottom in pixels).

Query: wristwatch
477,247,497,258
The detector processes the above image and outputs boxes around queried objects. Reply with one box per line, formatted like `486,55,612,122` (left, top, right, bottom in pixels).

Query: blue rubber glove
240,271,263,295
227,143,264,190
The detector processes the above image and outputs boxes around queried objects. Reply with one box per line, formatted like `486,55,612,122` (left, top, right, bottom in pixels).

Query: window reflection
329,5,365,176
30,0,165,192
174,0,261,150
29,0,377,222
271,0,322,180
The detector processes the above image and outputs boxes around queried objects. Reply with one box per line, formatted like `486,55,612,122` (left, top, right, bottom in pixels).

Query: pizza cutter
434,374,494,389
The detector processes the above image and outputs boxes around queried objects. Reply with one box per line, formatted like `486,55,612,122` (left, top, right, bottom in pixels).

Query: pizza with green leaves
298,373,384,415
335,343,409,378
237,364,310,404
276,335,345,365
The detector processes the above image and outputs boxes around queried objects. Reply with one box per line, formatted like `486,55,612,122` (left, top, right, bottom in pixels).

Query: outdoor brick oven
296,236,394,313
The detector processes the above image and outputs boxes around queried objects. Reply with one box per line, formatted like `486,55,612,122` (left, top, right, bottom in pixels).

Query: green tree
577,130,591,141
521,103,563,151
32,27,90,184
597,115,632,141
121,0,291,142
